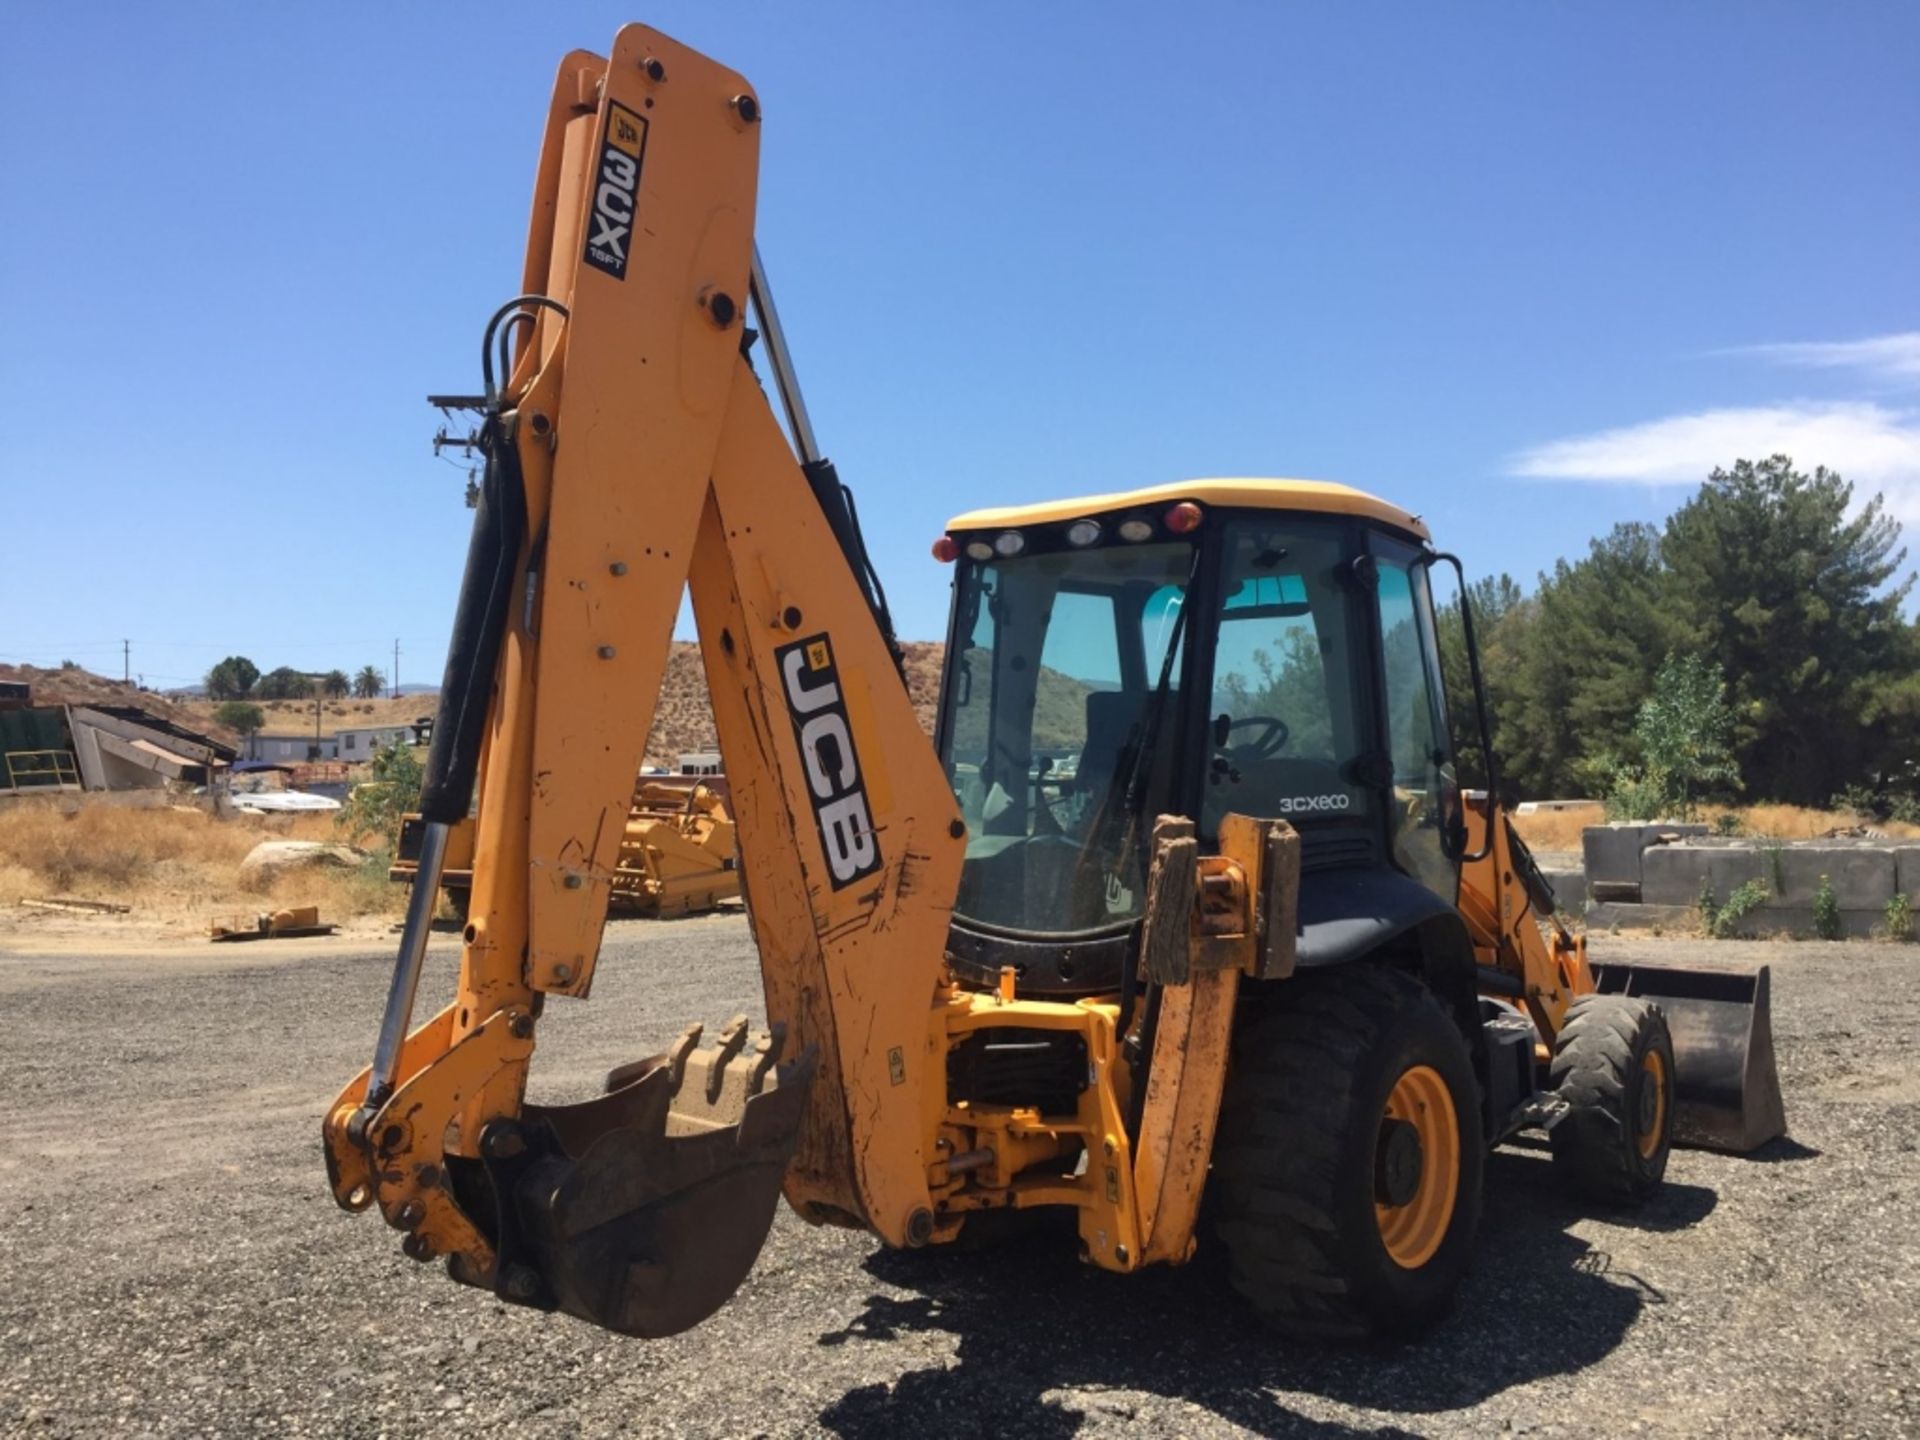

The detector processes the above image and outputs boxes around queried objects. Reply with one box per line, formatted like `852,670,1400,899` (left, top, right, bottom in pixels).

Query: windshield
940,542,1192,934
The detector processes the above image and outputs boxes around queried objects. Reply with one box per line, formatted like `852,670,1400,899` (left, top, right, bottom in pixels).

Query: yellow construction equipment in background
323,22,1783,1345
391,775,739,920
614,777,739,916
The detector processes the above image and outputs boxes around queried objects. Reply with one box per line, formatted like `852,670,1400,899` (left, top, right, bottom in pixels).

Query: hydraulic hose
418,418,527,823
355,404,528,1125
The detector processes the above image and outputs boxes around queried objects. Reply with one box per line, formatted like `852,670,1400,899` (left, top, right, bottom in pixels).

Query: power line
3,636,451,651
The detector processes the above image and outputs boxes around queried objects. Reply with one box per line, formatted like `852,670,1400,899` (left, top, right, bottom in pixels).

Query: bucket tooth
703,1014,753,1104
666,1021,704,1089
1590,961,1786,1153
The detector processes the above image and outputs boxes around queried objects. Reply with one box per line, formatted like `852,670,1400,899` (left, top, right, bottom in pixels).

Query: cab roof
945,477,1429,542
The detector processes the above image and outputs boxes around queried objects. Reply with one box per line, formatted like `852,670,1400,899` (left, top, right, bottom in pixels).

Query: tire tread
1212,966,1475,1339
1548,994,1671,1204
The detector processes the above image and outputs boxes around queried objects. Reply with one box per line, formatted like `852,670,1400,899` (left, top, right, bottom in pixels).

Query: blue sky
3,4,1915,691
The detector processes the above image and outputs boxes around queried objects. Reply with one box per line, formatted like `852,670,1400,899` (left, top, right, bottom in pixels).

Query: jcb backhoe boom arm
322,27,965,1333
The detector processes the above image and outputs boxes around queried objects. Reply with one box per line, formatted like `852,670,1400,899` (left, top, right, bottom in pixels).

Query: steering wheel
1223,715,1290,761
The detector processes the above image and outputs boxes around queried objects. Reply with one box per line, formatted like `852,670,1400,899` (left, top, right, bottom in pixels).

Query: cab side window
1201,521,1368,836
1375,544,1457,900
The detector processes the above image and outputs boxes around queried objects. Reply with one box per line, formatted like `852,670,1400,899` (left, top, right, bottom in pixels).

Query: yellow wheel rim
1374,1064,1460,1270
1637,1049,1668,1160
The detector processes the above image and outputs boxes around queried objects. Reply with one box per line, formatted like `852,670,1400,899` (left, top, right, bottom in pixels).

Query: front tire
1548,995,1674,1204
1211,965,1486,1340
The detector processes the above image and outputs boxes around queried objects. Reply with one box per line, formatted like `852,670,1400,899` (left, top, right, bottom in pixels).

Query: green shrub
1812,874,1843,941
335,741,425,852
1710,879,1771,940
1712,812,1744,836
1697,878,1718,933
1604,770,1669,822
1830,783,1881,819
1832,775,1920,826
1625,655,1742,821
1887,893,1914,944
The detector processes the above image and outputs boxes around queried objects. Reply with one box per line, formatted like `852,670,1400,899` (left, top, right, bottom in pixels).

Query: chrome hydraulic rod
352,818,451,1131
749,245,821,464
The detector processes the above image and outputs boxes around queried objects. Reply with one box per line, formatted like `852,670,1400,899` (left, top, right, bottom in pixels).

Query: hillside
176,692,435,739
642,641,945,763
0,663,241,741
3,647,943,765
7,646,1101,765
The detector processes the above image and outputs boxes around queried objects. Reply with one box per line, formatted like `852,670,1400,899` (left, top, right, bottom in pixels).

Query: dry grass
1511,801,1920,852
0,801,407,923
1508,805,1607,851
1713,803,1920,841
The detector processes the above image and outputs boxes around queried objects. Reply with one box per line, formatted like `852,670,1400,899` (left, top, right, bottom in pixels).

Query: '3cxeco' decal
777,634,882,889
583,101,648,280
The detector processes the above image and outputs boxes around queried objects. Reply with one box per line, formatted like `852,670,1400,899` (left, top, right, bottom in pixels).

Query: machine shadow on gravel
814,1149,1718,1438
1741,1135,1821,1164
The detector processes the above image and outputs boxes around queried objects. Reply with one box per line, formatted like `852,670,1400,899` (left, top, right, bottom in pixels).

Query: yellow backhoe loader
323,23,1784,1341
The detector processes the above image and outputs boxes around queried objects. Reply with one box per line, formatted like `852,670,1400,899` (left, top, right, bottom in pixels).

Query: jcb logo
583,103,648,280
777,634,882,889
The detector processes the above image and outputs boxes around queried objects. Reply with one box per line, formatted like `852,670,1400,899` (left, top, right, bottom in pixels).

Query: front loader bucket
451,1018,816,1338
1589,962,1786,1153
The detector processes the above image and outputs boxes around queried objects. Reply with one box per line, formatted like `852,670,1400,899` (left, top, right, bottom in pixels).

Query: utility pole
123,639,130,685
393,638,401,699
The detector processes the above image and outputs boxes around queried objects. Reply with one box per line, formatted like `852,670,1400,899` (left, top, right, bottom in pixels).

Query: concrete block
1892,846,1920,899
1772,846,1896,910
1539,866,1584,910
1580,823,1710,897
1640,844,1764,908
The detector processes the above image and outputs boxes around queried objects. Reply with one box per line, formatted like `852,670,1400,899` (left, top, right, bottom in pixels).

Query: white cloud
1508,401,1920,522
1728,332,1920,386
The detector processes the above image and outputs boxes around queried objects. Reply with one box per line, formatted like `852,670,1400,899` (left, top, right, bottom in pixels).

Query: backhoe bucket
451,1019,816,1338
1589,962,1785,1153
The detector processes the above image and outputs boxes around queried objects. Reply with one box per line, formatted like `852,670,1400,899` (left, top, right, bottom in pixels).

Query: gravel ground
1,919,1915,1438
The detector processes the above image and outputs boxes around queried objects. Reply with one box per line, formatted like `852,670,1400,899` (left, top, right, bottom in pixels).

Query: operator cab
933,479,1467,994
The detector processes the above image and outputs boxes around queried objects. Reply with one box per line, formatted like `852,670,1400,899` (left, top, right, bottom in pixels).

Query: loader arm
321,26,965,1335
1458,801,1593,1038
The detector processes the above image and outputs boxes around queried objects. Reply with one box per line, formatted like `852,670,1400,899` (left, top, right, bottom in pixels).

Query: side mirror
1422,552,1497,863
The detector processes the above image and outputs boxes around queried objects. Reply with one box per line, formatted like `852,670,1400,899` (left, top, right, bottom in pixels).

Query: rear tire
1211,965,1485,1340
1548,995,1674,1204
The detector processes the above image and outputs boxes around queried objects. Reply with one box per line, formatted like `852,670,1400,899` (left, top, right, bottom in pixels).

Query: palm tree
322,669,351,698
353,665,385,700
